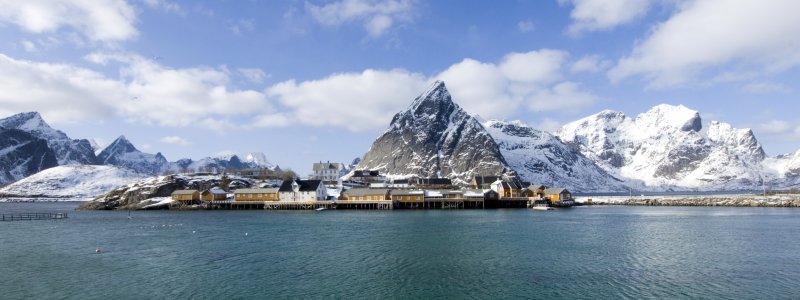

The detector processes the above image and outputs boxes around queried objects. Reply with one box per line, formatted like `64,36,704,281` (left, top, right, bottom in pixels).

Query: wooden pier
0,212,68,221
193,198,532,211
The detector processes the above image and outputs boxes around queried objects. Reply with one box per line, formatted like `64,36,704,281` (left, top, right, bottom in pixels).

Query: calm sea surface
1,203,799,299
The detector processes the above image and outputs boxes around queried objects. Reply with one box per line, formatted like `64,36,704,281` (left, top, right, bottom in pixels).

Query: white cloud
230,18,255,36
742,82,790,94
517,20,535,32
0,0,138,43
305,0,414,37
160,135,191,146
527,82,598,113
571,54,610,73
263,69,429,131
536,118,563,133
20,40,37,52
0,52,272,131
0,53,125,123
143,0,182,13
609,0,800,88
238,68,269,84
499,50,567,83
759,120,792,134
560,0,652,35
437,49,596,119
438,58,516,118
87,52,272,129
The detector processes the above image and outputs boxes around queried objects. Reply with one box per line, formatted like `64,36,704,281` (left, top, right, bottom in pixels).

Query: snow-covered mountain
0,112,96,165
556,104,773,190
96,135,169,175
0,165,147,200
169,153,272,173
484,120,625,192
0,128,58,184
0,112,96,184
355,81,511,184
244,152,273,168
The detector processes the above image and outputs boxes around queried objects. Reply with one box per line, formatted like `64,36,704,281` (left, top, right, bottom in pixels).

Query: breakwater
614,195,800,207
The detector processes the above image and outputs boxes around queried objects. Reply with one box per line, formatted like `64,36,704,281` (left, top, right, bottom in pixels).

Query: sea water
1,203,798,299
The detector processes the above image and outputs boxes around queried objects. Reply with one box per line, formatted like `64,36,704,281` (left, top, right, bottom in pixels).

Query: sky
1,0,800,176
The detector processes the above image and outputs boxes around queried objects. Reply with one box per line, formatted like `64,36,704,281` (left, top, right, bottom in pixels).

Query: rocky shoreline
611,195,800,207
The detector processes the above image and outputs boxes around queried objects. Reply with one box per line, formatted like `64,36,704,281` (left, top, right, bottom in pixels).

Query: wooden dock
195,198,532,211
0,212,68,221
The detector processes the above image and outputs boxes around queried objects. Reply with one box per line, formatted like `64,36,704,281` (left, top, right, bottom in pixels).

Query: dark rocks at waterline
619,196,800,207
78,174,254,210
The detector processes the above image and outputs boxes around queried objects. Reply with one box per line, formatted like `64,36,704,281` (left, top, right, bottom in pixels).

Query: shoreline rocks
616,196,800,207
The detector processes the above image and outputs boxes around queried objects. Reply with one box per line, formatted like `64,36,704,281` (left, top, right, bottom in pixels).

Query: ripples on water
1,204,799,299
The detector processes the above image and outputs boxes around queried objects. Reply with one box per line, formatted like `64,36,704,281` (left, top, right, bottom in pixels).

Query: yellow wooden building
201,187,228,202
171,190,200,203
339,188,389,201
234,188,280,201
391,190,424,202
544,188,572,202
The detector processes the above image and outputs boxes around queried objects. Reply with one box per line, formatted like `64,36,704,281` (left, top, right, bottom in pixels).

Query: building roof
544,188,569,194
342,188,389,197
279,179,323,192
312,162,341,171
391,190,424,196
235,188,279,194
528,184,546,191
500,181,525,190
416,178,452,185
473,176,500,186
171,190,198,195
353,170,381,177
463,189,486,197
202,187,227,195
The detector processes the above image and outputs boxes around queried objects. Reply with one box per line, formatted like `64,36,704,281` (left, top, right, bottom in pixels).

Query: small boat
315,207,327,211
532,204,553,211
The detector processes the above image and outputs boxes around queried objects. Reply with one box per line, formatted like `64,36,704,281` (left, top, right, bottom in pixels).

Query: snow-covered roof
172,189,198,195
204,187,227,195
235,188,279,194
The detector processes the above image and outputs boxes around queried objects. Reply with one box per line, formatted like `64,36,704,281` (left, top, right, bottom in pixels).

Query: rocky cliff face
0,128,58,184
483,120,625,192
356,81,511,184
556,104,770,190
0,112,96,184
0,112,96,165
96,135,169,175
78,174,254,210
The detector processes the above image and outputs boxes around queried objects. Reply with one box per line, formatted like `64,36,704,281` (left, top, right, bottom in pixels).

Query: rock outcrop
355,81,511,184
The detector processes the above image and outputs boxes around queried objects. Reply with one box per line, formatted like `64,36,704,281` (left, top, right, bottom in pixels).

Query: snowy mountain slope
80,173,255,209
483,120,626,192
0,112,96,165
244,152,273,168
96,135,169,175
355,81,511,184
0,128,59,184
168,154,270,173
556,104,771,190
0,165,147,199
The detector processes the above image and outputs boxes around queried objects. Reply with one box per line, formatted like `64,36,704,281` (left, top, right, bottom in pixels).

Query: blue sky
1,0,799,175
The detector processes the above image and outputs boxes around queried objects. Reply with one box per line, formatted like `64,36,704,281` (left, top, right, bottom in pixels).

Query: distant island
3,81,800,206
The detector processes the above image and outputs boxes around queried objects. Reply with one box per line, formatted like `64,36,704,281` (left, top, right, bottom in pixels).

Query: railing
0,213,68,221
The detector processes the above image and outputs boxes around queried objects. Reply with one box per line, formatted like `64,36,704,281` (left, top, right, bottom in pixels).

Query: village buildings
166,172,574,209
278,179,328,201
311,161,343,182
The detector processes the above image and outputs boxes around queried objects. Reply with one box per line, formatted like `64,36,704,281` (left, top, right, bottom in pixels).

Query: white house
278,179,328,201
312,161,343,181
